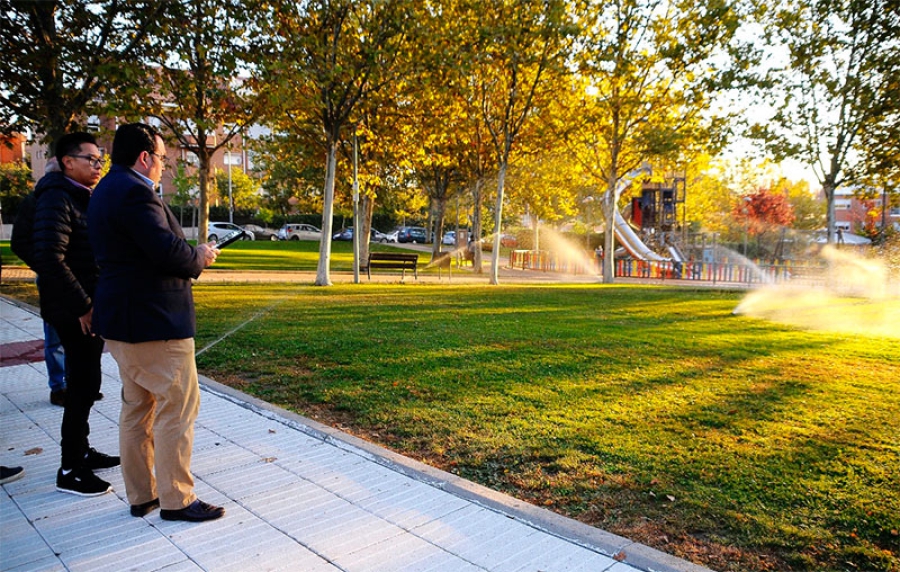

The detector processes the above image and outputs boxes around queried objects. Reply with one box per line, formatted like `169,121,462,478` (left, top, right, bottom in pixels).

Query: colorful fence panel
507,250,826,286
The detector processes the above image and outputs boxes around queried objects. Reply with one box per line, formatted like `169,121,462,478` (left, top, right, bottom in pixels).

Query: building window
224,152,242,166
87,116,101,132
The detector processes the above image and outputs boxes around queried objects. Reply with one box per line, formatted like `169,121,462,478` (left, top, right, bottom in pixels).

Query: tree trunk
316,138,339,286
601,181,617,284
431,195,448,261
198,150,211,244
472,178,484,273
490,160,508,285
360,193,375,265
823,179,836,244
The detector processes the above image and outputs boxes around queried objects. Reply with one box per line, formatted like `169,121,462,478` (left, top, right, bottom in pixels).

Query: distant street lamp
352,130,360,284
226,145,234,224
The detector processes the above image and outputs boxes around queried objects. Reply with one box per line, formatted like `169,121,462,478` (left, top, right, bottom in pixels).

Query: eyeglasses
68,154,104,168
148,151,168,165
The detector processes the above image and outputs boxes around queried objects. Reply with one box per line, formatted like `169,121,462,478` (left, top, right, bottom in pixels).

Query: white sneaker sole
0,472,25,485
56,485,112,497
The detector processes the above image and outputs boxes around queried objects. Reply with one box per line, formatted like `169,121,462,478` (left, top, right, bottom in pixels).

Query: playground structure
506,169,690,272
507,167,780,280
614,210,666,262
619,174,687,262
508,169,892,288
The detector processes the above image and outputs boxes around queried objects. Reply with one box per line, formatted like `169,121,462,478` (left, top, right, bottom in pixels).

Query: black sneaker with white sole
56,467,112,497
84,447,120,470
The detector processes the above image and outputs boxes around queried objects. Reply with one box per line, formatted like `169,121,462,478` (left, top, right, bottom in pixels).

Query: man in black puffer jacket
11,158,69,408
32,132,120,497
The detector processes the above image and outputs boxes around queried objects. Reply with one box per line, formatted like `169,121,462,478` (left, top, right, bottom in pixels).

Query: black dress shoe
50,390,65,407
160,499,225,522
130,498,160,517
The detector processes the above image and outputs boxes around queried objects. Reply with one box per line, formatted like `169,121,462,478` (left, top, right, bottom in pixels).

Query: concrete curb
201,376,713,572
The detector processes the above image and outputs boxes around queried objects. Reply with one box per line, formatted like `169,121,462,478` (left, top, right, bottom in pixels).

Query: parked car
441,231,457,245
333,227,354,241
396,226,428,243
500,233,518,248
242,224,278,241
208,222,251,243
384,230,399,243
278,223,322,241
333,227,390,242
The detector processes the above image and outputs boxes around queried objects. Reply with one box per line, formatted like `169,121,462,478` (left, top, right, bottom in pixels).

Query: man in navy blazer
89,122,224,522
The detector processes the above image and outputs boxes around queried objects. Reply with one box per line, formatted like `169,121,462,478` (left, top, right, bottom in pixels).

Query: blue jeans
44,321,66,392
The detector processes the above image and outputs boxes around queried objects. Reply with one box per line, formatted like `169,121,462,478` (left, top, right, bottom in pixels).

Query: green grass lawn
181,282,898,572
205,239,363,270
2,238,494,272
2,242,898,572
2,238,401,271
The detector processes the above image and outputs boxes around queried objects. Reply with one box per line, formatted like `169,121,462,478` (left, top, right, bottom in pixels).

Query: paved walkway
1,296,711,572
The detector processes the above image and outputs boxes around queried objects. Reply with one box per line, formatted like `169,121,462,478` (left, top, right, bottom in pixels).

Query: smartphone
214,230,245,249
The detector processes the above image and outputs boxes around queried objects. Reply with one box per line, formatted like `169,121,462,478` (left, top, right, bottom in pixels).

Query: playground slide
613,210,667,261
667,244,685,262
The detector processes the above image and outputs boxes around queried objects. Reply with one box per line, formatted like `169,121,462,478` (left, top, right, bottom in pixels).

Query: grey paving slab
354,480,471,530
0,296,713,572
58,534,193,572
334,532,483,572
0,495,59,571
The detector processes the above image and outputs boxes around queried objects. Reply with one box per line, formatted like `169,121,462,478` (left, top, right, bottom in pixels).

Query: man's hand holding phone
197,242,220,268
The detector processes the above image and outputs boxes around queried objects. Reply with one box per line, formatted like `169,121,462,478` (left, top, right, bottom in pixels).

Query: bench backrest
369,252,418,263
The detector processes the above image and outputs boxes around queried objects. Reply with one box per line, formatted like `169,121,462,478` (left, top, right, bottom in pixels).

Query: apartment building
23,116,252,205
833,185,900,233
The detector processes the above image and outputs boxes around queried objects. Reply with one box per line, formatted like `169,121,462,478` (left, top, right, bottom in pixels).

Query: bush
0,162,33,221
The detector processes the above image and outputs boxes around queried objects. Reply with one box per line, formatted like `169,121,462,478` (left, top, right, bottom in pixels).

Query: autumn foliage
732,188,796,236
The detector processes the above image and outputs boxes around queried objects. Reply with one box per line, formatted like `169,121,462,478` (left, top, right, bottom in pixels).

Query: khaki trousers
106,338,199,510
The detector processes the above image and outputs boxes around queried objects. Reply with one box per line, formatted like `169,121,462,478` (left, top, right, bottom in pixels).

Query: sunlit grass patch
734,284,900,339
190,282,899,572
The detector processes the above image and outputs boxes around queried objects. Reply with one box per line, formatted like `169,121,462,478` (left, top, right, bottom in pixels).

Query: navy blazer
88,165,206,343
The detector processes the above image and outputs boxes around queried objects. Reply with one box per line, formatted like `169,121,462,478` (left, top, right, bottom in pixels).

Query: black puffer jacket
31,172,98,323
10,191,37,267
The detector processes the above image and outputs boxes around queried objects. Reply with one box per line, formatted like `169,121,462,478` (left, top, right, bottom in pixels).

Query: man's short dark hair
110,123,161,167
54,132,98,165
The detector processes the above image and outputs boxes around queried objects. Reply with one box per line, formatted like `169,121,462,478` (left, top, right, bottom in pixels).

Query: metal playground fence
507,249,826,286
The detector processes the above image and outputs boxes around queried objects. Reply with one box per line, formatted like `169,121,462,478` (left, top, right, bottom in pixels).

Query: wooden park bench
365,252,419,280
